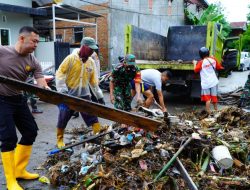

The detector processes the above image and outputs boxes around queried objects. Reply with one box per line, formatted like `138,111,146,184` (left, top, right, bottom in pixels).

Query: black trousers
0,95,38,152
56,95,98,129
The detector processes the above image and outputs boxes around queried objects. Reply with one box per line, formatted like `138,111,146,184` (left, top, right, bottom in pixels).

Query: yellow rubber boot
57,128,65,148
15,144,39,180
92,122,101,134
1,151,23,190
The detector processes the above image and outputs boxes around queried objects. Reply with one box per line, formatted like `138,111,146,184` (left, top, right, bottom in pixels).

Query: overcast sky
207,0,249,22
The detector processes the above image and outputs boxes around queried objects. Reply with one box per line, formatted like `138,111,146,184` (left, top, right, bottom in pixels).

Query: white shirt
198,58,219,89
141,69,162,90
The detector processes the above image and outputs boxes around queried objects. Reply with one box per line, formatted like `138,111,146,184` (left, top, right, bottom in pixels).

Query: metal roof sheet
34,4,102,20
0,3,47,16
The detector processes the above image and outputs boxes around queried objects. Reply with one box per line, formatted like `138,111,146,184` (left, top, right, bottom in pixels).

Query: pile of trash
219,88,243,106
41,106,250,190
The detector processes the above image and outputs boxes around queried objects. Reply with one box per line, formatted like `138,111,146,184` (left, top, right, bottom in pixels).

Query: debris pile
219,88,243,106
41,106,250,190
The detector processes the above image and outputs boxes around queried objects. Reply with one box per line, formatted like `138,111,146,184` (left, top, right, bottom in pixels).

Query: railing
40,61,55,73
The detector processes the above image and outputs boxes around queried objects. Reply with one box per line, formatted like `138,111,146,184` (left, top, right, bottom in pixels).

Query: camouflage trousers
240,75,250,107
114,86,132,111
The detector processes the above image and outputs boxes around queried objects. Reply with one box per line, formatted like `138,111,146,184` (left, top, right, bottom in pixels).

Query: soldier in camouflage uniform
239,73,250,108
110,54,142,111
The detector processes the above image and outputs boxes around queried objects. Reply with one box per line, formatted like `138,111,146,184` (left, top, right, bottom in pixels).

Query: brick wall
82,3,109,70
55,3,110,71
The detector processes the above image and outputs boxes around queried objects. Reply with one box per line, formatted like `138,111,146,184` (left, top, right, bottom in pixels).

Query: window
0,29,10,45
74,27,83,43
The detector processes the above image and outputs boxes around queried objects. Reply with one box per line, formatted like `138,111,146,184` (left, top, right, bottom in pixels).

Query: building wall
59,0,186,68
0,13,33,45
35,42,55,71
46,0,109,70
109,0,185,66
0,1,33,45
80,3,110,70
64,0,108,6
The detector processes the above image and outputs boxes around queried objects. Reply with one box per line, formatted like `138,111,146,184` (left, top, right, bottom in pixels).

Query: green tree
241,27,250,51
185,3,231,37
247,5,250,21
236,4,250,51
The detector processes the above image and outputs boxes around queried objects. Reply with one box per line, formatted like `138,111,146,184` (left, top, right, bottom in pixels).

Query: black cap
199,47,210,59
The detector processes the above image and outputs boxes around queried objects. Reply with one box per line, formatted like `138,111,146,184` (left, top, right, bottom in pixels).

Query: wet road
0,71,249,189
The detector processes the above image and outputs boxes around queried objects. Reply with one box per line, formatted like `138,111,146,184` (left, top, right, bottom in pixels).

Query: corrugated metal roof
230,22,247,29
0,3,47,16
33,4,102,20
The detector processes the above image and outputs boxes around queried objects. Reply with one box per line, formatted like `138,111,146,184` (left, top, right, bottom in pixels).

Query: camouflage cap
125,54,136,65
80,37,98,50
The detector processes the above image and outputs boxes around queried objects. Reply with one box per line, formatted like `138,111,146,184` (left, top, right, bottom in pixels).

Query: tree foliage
247,5,250,21
241,27,250,51
185,3,231,37
236,4,250,51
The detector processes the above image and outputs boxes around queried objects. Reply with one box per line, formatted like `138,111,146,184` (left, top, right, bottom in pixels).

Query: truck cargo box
167,25,207,61
124,22,224,98
125,25,167,61
125,22,223,66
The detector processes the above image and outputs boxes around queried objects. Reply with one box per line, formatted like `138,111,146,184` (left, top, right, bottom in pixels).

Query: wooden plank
0,75,161,131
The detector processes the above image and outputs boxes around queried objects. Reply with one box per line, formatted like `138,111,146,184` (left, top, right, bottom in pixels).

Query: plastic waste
79,165,93,175
209,162,216,172
139,160,148,170
81,150,90,166
113,131,121,139
135,139,145,149
171,167,180,176
145,144,155,152
126,134,134,142
131,149,147,158
61,165,69,173
38,176,50,184
185,120,193,127
160,149,170,158
212,145,233,169
84,177,93,187
119,135,130,145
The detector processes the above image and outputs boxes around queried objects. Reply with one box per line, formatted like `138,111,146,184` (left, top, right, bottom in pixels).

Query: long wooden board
0,75,161,131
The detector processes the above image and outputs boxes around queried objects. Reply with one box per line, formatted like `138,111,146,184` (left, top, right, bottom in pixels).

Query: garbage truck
124,22,230,98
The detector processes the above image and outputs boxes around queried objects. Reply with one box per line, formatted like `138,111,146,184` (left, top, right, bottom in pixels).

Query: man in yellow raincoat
55,37,104,148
